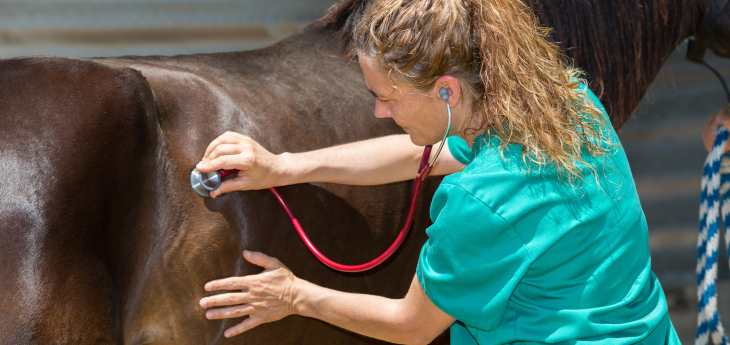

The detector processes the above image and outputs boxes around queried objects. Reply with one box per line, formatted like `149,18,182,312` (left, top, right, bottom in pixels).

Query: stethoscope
190,87,453,272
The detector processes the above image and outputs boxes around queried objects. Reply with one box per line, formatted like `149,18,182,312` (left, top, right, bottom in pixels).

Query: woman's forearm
291,277,422,344
278,134,451,186
279,134,421,186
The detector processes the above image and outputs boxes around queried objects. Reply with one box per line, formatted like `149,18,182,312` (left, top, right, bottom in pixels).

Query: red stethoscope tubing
218,145,433,272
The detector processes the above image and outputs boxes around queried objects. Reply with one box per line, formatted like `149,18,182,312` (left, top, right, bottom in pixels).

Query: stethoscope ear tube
426,102,453,169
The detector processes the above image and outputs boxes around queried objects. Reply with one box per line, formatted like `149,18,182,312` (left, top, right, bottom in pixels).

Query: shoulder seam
440,182,507,223
439,182,536,262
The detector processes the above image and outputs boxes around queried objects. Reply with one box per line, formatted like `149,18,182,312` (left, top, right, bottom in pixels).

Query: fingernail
196,161,206,169
199,298,206,307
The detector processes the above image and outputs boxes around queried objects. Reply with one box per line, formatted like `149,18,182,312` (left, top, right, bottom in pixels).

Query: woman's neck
456,113,488,149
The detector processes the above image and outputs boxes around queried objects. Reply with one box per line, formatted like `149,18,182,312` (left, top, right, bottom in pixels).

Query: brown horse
0,0,728,344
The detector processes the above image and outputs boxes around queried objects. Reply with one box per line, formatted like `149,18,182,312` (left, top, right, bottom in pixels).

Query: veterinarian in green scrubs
196,0,681,343
416,83,680,344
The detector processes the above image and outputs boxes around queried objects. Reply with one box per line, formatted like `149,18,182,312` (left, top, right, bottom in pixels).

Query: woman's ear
432,76,463,106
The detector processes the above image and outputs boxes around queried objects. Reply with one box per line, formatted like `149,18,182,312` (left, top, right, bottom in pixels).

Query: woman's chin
406,133,423,146
407,134,436,147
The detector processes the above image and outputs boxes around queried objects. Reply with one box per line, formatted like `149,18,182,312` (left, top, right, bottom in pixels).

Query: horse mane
312,0,703,129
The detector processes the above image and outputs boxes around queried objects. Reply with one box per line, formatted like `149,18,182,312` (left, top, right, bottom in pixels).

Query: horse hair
313,0,704,129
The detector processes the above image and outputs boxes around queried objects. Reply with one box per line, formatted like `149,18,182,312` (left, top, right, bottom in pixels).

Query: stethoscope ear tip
439,87,451,102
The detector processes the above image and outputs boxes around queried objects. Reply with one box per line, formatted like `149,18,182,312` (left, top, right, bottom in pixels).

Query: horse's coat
0,1,729,344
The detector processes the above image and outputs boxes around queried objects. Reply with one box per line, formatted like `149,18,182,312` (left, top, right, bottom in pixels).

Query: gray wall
0,0,336,57
1,1,730,343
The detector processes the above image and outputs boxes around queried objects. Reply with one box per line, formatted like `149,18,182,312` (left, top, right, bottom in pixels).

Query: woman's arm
293,271,453,344
280,134,464,186
200,251,454,344
196,132,465,197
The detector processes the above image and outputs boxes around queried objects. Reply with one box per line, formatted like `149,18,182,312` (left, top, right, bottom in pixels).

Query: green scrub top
415,83,682,344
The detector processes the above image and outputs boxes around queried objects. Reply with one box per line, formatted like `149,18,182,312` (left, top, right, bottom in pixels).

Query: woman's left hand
702,104,730,152
199,250,298,338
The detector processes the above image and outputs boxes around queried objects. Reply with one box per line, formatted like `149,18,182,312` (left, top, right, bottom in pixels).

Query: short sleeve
446,135,474,165
416,183,531,330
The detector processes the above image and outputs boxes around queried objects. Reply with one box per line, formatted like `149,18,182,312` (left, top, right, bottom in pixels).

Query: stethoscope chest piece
190,168,223,198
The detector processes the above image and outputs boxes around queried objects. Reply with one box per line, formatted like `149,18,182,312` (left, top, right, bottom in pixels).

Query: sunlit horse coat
0,0,728,344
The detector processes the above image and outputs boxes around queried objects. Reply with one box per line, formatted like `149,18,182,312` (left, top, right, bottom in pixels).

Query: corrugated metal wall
0,0,336,57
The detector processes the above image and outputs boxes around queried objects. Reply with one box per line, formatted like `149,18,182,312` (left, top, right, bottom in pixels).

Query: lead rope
697,125,730,345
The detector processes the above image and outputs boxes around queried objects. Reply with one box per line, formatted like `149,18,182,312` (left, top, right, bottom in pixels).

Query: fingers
224,317,265,338
207,144,244,161
703,110,730,153
718,111,730,129
199,252,293,338
203,131,245,159
242,250,284,270
198,132,255,173
720,104,730,117
204,304,255,320
210,176,252,198
197,154,252,173
204,276,250,292
200,292,250,309
710,105,730,126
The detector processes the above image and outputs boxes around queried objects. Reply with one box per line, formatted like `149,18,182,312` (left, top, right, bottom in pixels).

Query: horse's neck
529,0,705,128
242,0,705,129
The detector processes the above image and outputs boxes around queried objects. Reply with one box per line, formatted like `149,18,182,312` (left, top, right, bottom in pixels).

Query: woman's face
358,54,452,146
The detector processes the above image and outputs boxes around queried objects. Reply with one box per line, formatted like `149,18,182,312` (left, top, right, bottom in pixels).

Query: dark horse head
321,0,730,128
696,0,730,57
1,1,730,345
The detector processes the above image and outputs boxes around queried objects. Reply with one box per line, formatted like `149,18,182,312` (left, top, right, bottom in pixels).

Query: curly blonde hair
351,0,612,179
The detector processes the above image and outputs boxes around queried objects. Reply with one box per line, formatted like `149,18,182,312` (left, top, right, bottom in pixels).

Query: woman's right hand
196,131,288,198
702,104,730,153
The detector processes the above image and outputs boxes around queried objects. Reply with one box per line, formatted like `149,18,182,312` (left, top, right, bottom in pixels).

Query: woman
196,0,681,343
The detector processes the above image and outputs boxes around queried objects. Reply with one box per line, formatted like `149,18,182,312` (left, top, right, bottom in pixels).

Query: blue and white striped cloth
697,125,730,345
